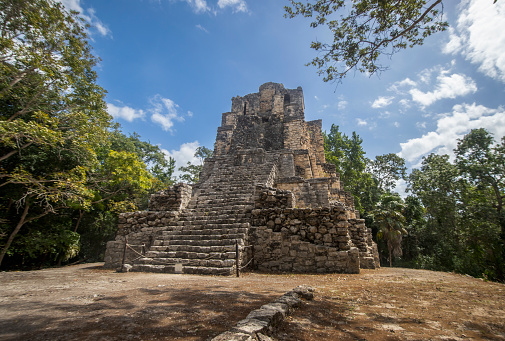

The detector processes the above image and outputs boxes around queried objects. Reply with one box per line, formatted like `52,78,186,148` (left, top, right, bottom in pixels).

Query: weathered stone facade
104,82,379,274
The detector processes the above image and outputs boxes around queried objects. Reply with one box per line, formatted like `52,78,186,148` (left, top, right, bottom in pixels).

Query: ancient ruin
104,82,379,274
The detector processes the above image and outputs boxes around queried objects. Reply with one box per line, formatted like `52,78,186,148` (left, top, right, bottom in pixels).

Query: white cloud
57,0,111,37
409,73,477,107
444,0,505,82
416,121,427,129
398,99,410,107
394,179,408,199
217,0,248,12
185,0,210,13
196,24,209,33
393,121,400,128
337,100,348,110
109,95,190,131
149,95,188,132
356,118,368,126
314,95,319,100
371,96,394,109
388,78,417,94
162,141,201,177
107,103,145,122
399,103,505,164
379,111,391,119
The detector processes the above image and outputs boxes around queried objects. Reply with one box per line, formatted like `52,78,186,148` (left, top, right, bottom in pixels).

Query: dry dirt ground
0,263,504,341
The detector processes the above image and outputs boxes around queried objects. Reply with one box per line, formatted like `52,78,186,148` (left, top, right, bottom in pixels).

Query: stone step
146,244,238,255
185,206,253,212
130,264,234,275
162,238,243,247
136,257,236,268
177,216,251,223
160,227,248,236
150,239,243,251
177,218,245,225
159,232,246,240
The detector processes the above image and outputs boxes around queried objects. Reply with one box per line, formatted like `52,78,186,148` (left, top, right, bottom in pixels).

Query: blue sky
60,0,505,192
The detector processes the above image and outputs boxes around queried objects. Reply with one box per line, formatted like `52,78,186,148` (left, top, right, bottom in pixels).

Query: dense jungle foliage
0,0,174,269
324,125,505,281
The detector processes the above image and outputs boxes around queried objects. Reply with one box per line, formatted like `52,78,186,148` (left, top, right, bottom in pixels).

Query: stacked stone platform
104,82,379,274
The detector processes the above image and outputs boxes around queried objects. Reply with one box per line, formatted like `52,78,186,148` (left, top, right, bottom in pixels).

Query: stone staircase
131,153,277,275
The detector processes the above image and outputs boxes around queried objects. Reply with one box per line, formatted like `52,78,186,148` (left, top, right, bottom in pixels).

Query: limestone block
211,331,253,341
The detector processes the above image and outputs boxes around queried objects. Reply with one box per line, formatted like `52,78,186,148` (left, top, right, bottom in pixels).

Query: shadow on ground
0,284,277,341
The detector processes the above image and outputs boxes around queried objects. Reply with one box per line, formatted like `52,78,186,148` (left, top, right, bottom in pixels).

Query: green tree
455,129,505,232
0,0,111,266
407,153,460,271
285,0,448,82
455,128,505,279
108,129,175,186
178,146,213,184
0,0,177,269
324,124,377,214
371,193,407,267
368,153,407,193
400,195,426,265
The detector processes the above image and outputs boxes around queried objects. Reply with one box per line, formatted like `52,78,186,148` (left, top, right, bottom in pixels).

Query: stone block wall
307,120,325,165
275,177,345,209
330,189,356,210
249,205,376,273
254,185,296,209
104,211,180,269
148,183,192,211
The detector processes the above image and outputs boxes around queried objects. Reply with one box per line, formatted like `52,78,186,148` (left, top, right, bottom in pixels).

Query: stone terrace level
104,83,379,274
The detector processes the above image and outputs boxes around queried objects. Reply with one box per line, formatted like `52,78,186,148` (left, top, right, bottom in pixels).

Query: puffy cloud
356,118,368,126
399,99,411,110
57,0,111,37
409,73,477,107
109,95,190,132
107,103,145,122
337,100,348,110
383,64,477,109
388,78,417,94
371,96,394,109
149,95,188,132
185,0,210,13
444,0,505,82
217,0,248,12
162,141,201,177
399,103,505,164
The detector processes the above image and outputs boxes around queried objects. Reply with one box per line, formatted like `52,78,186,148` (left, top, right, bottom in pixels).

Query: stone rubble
211,285,315,341
104,82,379,274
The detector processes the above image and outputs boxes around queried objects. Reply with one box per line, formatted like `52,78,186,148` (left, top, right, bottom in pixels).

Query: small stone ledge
210,285,314,341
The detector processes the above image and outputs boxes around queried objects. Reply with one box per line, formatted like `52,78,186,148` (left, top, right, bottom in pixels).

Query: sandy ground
0,263,504,340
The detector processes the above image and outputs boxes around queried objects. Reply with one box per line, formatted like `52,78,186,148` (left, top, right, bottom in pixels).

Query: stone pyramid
104,82,379,274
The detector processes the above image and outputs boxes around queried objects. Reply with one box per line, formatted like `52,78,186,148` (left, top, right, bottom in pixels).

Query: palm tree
372,194,407,267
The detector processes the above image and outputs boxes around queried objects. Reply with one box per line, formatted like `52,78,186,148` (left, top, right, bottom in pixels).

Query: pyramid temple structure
104,82,379,274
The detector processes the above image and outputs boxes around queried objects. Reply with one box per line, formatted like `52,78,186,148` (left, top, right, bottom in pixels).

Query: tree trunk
388,242,392,268
73,210,84,233
0,201,30,267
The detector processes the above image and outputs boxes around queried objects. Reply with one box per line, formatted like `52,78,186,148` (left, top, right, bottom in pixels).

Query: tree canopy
285,0,448,82
0,0,174,268
178,146,213,184
371,193,407,267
